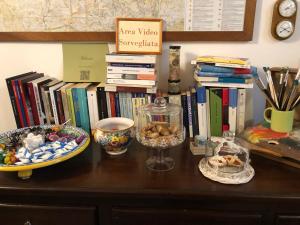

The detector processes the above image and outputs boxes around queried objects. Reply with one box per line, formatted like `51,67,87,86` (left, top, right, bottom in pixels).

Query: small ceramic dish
94,117,135,155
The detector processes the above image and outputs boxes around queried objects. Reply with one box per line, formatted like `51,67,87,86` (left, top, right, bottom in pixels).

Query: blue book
197,64,234,73
196,86,208,139
77,84,91,133
196,71,234,77
218,77,252,83
72,88,81,127
115,92,120,117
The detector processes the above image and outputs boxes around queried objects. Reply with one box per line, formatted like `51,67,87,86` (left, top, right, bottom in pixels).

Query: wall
1,0,300,132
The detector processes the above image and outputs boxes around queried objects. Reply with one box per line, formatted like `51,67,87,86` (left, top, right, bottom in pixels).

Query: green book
77,83,92,133
65,85,76,126
210,88,222,137
63,43,109,82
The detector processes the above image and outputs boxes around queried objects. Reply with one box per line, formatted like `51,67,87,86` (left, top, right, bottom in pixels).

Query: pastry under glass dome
136,97,185,171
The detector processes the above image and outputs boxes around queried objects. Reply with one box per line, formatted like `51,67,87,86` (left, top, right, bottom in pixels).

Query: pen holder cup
264,107,295,133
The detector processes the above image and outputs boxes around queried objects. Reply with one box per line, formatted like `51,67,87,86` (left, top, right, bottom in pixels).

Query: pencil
283,68,300,110
291,95,300,110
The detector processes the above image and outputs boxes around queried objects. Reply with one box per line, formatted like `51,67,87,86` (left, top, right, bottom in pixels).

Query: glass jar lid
140,97,181,116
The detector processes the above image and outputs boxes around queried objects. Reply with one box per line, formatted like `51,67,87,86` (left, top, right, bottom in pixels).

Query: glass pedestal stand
146,148,174,171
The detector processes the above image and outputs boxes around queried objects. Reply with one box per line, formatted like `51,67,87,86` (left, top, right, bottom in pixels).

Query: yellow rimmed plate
0,125,90,179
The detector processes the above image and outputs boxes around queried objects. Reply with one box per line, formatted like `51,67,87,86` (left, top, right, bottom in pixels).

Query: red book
11,81,25,127
109,92,116,117
27,82,40,125
55,89,65,124
116,86,149,93
222,88,229,132
234,68,251,74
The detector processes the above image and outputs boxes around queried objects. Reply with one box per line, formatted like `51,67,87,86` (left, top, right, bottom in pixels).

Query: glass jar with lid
136,97,185,171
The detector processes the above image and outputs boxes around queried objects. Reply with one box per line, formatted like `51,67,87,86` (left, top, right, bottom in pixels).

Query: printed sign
116,18,162,54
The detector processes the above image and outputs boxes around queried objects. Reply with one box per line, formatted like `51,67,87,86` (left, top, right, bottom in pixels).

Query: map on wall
0,0,184,32
0,0,246,32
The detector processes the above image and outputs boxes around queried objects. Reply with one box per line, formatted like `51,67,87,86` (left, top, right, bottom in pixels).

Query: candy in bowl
94,117,135,155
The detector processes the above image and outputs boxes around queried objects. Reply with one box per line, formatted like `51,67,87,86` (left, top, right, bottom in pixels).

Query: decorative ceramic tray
0,125,90,179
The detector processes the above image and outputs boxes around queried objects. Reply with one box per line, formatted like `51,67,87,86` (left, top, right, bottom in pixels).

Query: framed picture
115,18,162,54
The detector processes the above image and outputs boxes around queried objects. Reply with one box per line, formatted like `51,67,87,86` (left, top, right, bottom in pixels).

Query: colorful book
209,88,222,137
66,85,77,126
186,91,193,138
196,64,253,74
237,89,246,134
222,88,229,132
229,88,238,134
96,83,108,119
190,88,199,136
106,79,155,86
31,76,53,125
107,73,157,81
104,83,157,94
109,63,155,68
106,53,157,64
72,84,82,127
49,82,65,125
6,72,36,128
206,89,211,138
199,82,253,89
197,86,207,139
194,73,253,83
76,83,92,133
55,88,65,124
107,66,155,74
195,56,249,65
59,83,75,124
87,85,99,131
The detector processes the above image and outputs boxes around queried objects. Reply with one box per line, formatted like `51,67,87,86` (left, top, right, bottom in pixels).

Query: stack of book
192,55,256,89
102,53,159,124
191,56,256,138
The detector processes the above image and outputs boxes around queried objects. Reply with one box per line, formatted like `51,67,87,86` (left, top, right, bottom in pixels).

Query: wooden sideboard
0,140,300,225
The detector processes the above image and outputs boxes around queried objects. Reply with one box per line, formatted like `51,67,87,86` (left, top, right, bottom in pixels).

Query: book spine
237,89,246,134
66,88,76,126
197,87,207,139
119,92,125,117
56,90,65,124
196,71,234,77
186,91,193,138
132,93,138,125
190,89,199,136
210,88,222,137
78,89,90,133
214,62,251,69
104,85,157,94
27,83,40,125
97,87,108,119
72,88,81,127
6,79,22,128
222,88,229,132
218,77,252,84
50,88,59,125
11,80,25,127
107,79,155,86
197,64,234,73
229,88,238,134
109,92,116,117
106,55,156,64
33,83,45,125
127,92,133,119
115,92,120,117
200,82,253,89
107,66,155,74
87,90,96,131
15,80,28,127
106,92,112,118
206,89,211,138
181,92,188,136
61,89,70,123
18,80,32,126
109,63,155,68
92,90,99,127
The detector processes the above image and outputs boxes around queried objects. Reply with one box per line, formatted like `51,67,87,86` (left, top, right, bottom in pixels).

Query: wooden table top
0,140,300,201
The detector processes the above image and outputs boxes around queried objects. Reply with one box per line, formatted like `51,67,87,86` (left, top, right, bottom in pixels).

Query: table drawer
0,204,96,225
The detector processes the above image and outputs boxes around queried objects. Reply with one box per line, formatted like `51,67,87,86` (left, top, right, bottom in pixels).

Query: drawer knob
24,221,32,225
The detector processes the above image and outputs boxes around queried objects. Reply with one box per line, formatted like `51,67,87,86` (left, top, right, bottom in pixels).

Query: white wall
1,0,300,132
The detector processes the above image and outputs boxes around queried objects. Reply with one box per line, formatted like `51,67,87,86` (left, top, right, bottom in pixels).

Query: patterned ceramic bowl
94,117,135,155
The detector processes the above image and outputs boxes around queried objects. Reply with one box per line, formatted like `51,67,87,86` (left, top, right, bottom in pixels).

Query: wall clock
271,0,298,40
